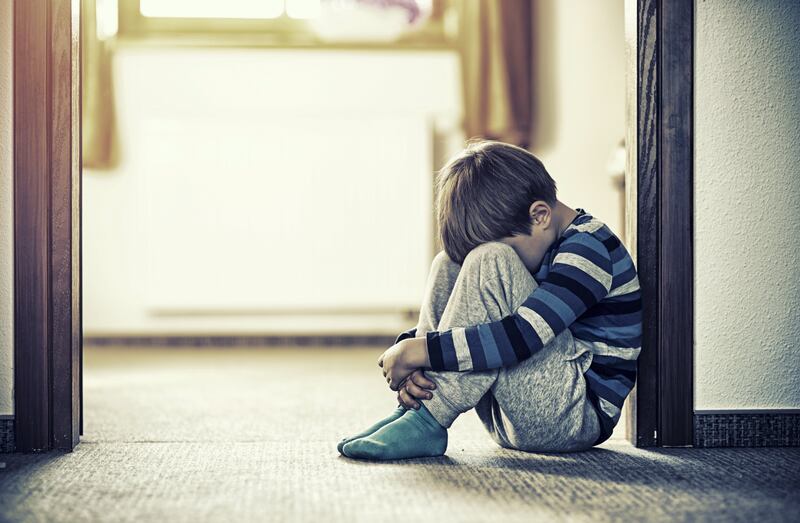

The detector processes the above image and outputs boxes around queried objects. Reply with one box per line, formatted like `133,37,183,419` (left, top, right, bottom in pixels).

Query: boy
338,141,641,460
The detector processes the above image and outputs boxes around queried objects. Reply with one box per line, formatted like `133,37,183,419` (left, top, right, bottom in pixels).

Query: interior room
1,1,798,521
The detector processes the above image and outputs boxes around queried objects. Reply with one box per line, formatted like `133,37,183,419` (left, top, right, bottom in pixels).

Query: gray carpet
0,346,798,522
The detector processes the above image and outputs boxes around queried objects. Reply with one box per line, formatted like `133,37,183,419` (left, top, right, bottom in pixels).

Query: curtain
82,0,117,169
457,0,533,148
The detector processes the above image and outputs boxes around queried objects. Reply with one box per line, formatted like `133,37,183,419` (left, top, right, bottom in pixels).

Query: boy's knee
465,241,517,260
430,250,462,282
432,249,458,269
462,242,521,279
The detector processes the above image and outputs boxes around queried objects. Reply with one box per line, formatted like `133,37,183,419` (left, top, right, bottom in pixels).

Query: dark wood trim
79,8,85,435
657,0,693,447
14,0,82,452
14,0,51,453
628,0,694,447
626,0,659,448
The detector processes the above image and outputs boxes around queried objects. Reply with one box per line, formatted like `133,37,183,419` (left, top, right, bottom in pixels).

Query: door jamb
626,0,694,447
13,0,82,452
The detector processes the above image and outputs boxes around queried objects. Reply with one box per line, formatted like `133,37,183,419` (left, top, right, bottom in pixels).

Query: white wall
1,0,14,416
531,0,627,238
84,48,462,335
695,1,800,410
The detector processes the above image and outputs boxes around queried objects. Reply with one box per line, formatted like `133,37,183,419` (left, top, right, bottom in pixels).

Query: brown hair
435,140,557,264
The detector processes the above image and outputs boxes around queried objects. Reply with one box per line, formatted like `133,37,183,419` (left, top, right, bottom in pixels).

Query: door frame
13,0,82,452
625,0,694,447
10,0,693,451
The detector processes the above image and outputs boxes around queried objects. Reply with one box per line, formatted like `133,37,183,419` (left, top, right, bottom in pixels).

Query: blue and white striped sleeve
424,233,614,372
394,327,418,345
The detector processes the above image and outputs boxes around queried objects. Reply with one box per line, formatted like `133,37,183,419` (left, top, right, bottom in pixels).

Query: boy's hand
378,337,431,391
397,370,437,410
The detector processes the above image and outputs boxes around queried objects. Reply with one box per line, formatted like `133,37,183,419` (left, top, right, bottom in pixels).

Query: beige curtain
457,0,533,148
82,0,117,169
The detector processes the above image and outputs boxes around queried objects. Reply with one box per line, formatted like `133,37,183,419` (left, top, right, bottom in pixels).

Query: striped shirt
396,210,642,444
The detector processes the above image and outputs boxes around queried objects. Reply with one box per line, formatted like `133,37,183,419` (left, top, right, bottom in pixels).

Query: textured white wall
695,1,800,410
0,0,14,416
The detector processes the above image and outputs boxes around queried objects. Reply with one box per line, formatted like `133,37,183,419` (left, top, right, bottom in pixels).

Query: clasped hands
378,337,436,410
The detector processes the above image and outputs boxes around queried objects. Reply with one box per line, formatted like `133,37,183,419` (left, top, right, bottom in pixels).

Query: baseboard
84,334,397,348
5,407,796,451
0,418,14,453
694,411,800,447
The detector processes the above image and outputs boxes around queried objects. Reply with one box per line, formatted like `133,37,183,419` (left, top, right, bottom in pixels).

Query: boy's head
436,140,558,265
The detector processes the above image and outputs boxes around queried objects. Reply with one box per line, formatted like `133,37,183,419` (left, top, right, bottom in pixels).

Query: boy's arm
425,233,614,372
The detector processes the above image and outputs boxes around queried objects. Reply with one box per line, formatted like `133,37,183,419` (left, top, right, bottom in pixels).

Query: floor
1,346,798,522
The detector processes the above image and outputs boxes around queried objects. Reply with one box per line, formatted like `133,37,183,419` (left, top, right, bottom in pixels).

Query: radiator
138,114,434,314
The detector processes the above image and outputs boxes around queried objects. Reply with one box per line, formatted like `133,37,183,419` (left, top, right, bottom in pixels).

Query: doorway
10,0,694,452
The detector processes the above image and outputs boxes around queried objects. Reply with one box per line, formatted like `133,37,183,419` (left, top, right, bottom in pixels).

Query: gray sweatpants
415,242,601,452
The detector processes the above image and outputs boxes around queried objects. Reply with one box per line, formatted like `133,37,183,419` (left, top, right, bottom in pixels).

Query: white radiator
139,114,434,314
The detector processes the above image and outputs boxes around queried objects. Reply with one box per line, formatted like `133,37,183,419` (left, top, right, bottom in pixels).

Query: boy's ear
528,201,552,228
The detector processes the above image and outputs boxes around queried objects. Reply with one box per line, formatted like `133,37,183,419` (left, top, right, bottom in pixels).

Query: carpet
0,346,798,522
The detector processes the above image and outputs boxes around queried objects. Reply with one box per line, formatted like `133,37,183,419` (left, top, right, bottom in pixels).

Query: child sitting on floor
338,140,642,460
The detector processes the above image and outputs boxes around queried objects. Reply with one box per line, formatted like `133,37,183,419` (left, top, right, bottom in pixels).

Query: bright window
139,0,286,19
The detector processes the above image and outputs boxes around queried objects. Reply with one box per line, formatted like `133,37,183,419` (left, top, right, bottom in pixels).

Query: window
114,0,456,49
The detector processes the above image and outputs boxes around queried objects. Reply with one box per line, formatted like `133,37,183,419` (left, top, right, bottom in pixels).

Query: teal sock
337,406,406,454
342,404,447,460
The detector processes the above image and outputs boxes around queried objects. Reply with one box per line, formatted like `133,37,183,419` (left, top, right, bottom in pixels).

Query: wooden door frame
13,0,82,452
9,0,693,452
626,0,694,447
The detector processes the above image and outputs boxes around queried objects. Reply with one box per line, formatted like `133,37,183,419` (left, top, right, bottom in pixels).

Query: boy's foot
342,404,447,460
337,406,406,454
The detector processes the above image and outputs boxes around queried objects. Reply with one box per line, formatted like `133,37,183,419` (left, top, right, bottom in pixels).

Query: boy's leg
477,331,601,452
421,242,600,452
336,250,461,454
416,242,538,427
345,242,600,459
344,242,534,459
414,249,463,334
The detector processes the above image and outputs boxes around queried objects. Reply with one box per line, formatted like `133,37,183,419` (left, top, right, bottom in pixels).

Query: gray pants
416,242,601,452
